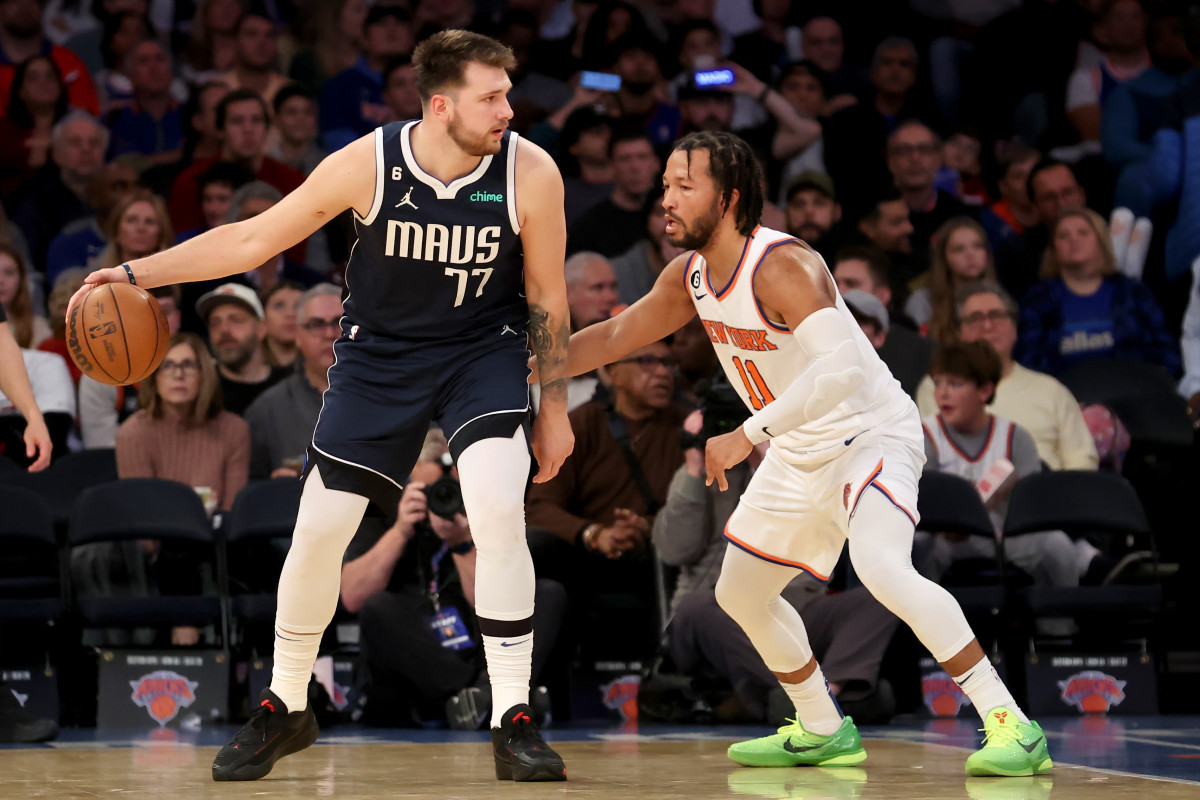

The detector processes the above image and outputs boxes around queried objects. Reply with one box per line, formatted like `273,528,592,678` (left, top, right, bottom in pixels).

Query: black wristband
449,540,474,555
120,262,137,286
757,85,771,104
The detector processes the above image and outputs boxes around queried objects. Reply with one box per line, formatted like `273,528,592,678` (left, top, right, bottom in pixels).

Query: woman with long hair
0,244,50,348
0,56,70,197
96,189,175,271
182,0,247,84
1016,208,1180,375
906,217,997,343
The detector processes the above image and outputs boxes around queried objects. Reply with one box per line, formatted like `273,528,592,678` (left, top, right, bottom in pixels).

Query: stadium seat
224,479,301,642
1058,358,1192,449
0,485,64,626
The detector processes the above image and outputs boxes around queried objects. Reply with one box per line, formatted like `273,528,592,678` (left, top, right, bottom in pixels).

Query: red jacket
0,43,99,116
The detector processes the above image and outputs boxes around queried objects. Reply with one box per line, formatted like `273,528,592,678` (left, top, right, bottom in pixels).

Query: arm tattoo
529,303,569,404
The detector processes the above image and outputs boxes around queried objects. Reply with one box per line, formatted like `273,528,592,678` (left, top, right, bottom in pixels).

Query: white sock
270,621,324,712
782,663,843,736
953,655,1028,723
482,632,532,728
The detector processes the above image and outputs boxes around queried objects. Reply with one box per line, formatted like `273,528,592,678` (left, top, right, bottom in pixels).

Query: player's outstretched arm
67,132,378,319
565,253,697,376
0,321,51,471
518,139,574,482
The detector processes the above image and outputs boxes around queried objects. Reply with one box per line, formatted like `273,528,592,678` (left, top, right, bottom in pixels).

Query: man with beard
783,171,843,259
196,283,289,415
568,126,660,257
546,131,1052,778
606,32,680,151
69,30,573,783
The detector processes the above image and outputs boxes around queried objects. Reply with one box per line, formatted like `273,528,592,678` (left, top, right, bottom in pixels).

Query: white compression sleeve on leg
272,465,369,712
742,307,866,445
456,428,537,727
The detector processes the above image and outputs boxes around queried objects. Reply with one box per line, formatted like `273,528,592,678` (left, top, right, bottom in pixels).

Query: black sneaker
491,703,567,782
212,689,318,781
0,684,57,744
446,686,490,730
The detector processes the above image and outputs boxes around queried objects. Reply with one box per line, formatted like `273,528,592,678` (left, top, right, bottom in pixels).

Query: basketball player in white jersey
553,131,1052,777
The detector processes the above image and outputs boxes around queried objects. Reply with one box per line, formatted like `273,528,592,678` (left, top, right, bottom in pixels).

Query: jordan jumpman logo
395,187,418,210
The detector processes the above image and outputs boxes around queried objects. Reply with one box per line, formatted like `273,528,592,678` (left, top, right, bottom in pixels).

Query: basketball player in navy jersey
69,31,574,783
538,131,1051,778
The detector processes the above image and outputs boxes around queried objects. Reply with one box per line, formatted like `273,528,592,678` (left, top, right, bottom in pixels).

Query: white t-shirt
0,349,76,417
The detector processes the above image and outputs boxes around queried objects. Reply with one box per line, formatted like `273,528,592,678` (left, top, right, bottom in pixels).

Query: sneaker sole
965,757,1054,778
726,747,868,768
494,758,568,781
211,717,319,782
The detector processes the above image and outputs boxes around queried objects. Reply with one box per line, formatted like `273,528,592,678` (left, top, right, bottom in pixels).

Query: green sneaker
965,708,1054,777
727,716,867,768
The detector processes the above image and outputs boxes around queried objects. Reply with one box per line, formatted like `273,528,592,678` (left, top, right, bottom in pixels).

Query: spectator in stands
887,120,973,253
381,56,421,124
568,127,660,257
611,188,685,306
268,83,323,176
245,282,339,478
655,409,899,724
79,284,181,449
95,189,174,271
497,11,571,128
341,429,566,728
92,10,155,113
979,142,1040,247
195,282,289,415
920,341,1078,589
224,181,325,292
220,13,289,108
551,107,615,230
181,81,230,167
824,36,926,192
44,160,136,286
36,267,86,384
104,38,183,166
13,110,107,271
669,20,761,130
175,160,255,243
319,4,414,153
797,16,868,114
842,286,930,399
167,89,305,240
181,0,244,85
526,339,689,656
782,171,843,258
854,185,921,292
728,0,794,89
832,246,932,397
995,157,1087,300
0,0,99,114
916,280,1098,471
0,243,48,348
288,0,368,94
259,280,302,371
565,251,619,332
0,55,68,199
603,32,680,151
905,217,997,343
774,61,829,197
1016,208,1180,376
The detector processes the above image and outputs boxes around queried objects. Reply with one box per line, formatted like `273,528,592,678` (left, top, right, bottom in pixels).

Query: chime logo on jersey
700,319,778,352
921,669,969,717
384,220,501,264
1058,670,1126,713
130,670,199,726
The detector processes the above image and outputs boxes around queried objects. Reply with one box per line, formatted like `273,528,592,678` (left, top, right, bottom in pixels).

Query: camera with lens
423,451,464,518
680,374,751,450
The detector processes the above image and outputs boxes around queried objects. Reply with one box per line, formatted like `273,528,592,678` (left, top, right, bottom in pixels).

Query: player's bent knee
714,572,756,623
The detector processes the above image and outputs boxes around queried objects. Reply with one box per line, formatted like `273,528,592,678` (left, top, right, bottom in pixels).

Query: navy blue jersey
343,120,527,342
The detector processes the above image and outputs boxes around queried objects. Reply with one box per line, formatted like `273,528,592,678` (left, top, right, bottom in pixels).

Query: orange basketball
67,283,170,386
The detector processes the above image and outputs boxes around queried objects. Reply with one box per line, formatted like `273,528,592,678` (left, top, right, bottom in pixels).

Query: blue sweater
1150,69,1200,281
1016,274,1181,376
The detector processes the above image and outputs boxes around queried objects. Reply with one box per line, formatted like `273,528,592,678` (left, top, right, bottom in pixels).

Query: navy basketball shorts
304,326,531,513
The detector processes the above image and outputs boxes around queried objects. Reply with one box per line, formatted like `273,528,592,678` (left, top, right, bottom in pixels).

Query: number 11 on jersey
444,267,494,307
732,356,775,410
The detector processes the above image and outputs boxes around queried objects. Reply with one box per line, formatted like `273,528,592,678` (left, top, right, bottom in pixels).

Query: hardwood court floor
3,734,1196,800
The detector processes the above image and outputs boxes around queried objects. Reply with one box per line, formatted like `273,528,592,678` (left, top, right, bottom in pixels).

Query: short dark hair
929,340,1002,403
778,59,830,95
833,244,891,289
216,88,269,131
383,55,414,86
997,141,1040,181
412,29,516,103
272,82,314,115
858,184,905,225
234,12,274,38
1026,156,1076,201
672,131,763,237
608,122,654,159
196,160,255,202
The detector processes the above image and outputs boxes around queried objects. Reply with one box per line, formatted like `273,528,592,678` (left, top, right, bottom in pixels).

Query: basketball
66,283,170,386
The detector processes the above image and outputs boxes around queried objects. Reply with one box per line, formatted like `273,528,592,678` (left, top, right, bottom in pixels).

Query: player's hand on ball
531,409,574,483
705,428,753,492
65,266,132,324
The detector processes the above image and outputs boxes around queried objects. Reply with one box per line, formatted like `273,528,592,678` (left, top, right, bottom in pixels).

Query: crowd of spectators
2,0,1199,734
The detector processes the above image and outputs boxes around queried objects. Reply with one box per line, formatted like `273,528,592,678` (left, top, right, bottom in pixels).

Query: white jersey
686,225,917,463
923,412,1018,532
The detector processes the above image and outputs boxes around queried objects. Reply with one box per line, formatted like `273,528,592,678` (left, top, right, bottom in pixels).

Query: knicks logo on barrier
1058,670,1126,713
130,670,199,726
601,675,640,721
921,670,969,717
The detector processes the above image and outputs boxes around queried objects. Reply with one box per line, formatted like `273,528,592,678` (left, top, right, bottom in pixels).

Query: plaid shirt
1015,275,1181,377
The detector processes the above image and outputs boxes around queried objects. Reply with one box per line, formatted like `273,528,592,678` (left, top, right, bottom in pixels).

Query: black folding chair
0,485,65,627
69,479,225,641
1058,358,1192,449
1003,471,1161,647
224,479,301,647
